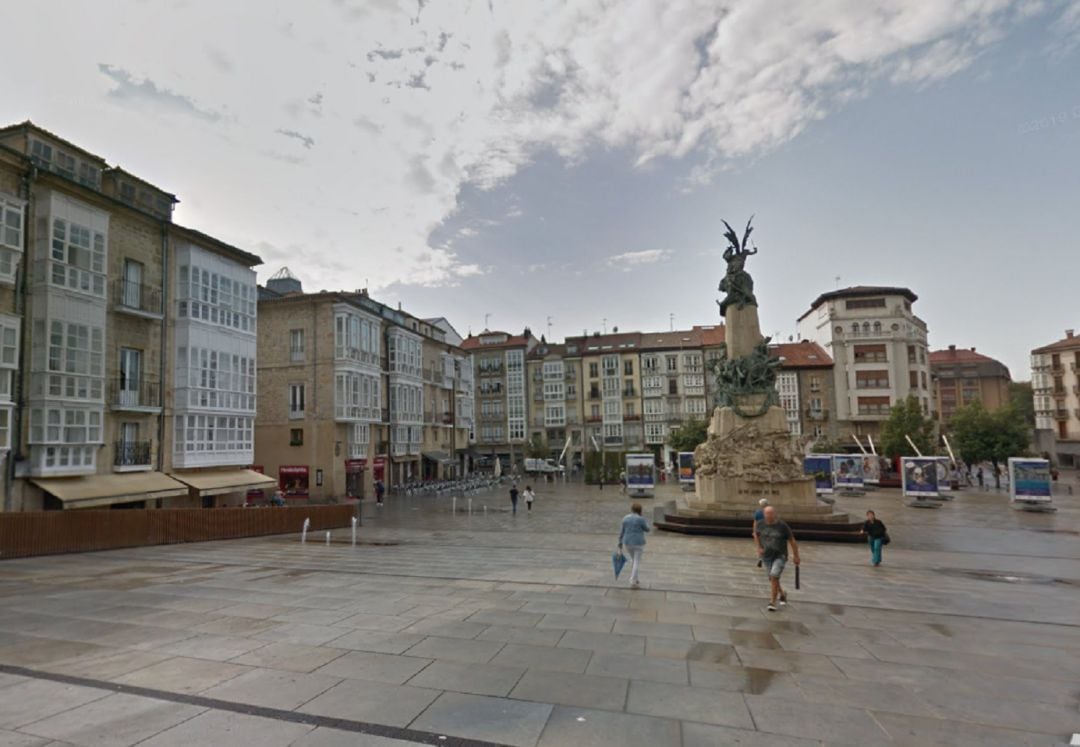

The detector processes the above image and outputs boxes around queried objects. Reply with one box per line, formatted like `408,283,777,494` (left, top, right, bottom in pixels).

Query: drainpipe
5,165,36,511
311,297,317,498
156,223,168,473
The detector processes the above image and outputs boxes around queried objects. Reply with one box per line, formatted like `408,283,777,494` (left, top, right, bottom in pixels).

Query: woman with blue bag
617,503,650,588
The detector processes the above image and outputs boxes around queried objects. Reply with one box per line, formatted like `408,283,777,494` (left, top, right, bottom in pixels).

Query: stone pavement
0,475,1077,746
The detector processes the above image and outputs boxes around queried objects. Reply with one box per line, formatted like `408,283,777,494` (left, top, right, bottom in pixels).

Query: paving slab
298,679,441,727
489,643,590,673
626,679,754,729
200,667,342,710
535,705,680,747
681,721,822,746
136,708,314,746
558,631,645,655
406,659,525,696
744,694,892,745
313,651,433,685
17,693,204,747
871,710,1061,747
112,656,251,694
290,726,429,746
510,669,629,711
228,641,347,672
476,625,565,647
0,679,109,730
585,651,688,684
402,635,504,664
0,729,53,746
410,692,552,747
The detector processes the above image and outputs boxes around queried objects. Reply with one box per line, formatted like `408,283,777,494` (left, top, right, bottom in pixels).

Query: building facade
461,330,537,467
1031,329,1080,466
770,341,836,442
638,330,708,465
0,121,271,511
255,279,473,497
930,345,1011,424
525,343,581,463
796,286,932,440
563,332,644,455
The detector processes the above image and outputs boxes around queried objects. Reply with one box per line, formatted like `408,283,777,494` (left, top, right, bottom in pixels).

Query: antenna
484,313,490,330
546,316,553,340
602,318,607,335
669,313,674,332
835,275,841,289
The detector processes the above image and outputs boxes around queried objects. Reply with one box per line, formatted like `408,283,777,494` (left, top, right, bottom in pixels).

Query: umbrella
494,458,502,478
612,549,627,579
795,564,801,590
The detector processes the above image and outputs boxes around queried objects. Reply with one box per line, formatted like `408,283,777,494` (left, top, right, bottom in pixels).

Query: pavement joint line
100,549,1080,631
0,662,511,747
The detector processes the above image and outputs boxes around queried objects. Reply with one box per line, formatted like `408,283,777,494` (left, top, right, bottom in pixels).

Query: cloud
275,128,315,149
204,45,233,73
607,249,673,270
98,63,222,122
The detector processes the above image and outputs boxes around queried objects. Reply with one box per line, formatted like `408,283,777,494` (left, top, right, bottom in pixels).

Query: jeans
869,537,883,565
625,545,644,584
511,497,518,514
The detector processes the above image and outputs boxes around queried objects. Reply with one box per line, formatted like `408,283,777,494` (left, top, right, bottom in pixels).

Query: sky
3,0,1079,379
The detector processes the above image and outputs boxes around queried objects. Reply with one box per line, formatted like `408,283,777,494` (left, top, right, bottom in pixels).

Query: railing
1055,410,1069,420
1050,364,1064,374
586,415,602,423
624,414,641,421
622,390,636,398
109,378,161,409
114,440,152,467
806,409,829,421
442,413,454,424
113,279,163,316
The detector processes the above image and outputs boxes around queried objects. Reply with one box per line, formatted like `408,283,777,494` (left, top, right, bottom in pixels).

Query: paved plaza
0,476,1078,746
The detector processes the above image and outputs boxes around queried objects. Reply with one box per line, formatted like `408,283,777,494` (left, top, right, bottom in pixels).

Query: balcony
114,440,152,471
113,279,163,319
623,414,641,421
806,409,829,421
1056,410,1069,420
585,415,602,423
1050,364,1064,374
622,390,637,398
1054,389,1067,398
109,378,161,412
442,412,454,425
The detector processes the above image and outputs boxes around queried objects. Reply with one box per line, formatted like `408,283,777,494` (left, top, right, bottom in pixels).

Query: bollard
325,531,331,545
351,516,358,546
468,498,472,515
452,496,457,515
483,505,487,516
301,518,311,543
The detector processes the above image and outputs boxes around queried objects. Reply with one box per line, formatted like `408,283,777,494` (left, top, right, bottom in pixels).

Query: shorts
763,556,786,579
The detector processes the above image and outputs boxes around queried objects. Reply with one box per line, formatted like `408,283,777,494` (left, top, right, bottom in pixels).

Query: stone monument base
657,404,864,542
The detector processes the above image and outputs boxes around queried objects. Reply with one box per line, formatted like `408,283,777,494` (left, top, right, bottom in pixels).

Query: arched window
873,321,882,334
851,323,859,334
862,322,870,334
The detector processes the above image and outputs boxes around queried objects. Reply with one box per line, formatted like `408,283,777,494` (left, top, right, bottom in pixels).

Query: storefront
345,458,366,498
278,465,310,498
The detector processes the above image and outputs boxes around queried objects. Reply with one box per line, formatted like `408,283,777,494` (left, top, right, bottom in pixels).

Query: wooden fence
0,505,357,560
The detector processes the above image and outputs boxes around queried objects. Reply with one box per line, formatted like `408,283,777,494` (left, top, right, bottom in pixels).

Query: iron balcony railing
113,279,163,316
109,377,161,409
114,440,152,467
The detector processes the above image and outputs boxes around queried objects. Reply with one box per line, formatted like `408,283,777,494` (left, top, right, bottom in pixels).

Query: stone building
564,332,644,453
0,120,271,511
525,342,580,463
1031,329,1080,466
930,345,1011,424
461,329,537,469
769,341,836,442
796,286,933,440
255,277,473,498
638,329,708,466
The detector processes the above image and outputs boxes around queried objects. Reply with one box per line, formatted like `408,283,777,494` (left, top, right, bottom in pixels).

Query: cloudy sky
4,0,1079,377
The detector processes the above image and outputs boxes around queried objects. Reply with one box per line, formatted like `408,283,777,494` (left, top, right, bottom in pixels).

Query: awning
170,469,276,497
31,472,189,509
422,451,455,464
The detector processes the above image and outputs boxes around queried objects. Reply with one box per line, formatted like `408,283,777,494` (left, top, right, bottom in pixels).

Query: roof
564,332,643,353
171,223,263,267
461,331,534,351
1032,331,1080,355
693,324,726,346
798,285,918,322
0,120,108,165
527,343,568,359
104,165,178,200
769,341,833,368
929,347,999,365
638,329,703,351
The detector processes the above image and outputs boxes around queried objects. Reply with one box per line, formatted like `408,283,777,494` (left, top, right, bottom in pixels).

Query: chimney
948,344,956,352
971,347,976,352
1067,329,1075,339
266,266,302,295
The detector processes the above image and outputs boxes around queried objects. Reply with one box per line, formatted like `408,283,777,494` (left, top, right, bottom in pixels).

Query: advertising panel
833,455,865,490
935,457,952,492
279,465,310,497
625,453,656,497
804,455,833,495
861,455,881,485
1009,458,1052,503
678,452,696,484
902,457,939,497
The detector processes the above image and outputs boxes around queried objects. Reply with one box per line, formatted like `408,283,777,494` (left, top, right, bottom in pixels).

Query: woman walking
618,503,650,588
860,510,888,567
523,485,535,512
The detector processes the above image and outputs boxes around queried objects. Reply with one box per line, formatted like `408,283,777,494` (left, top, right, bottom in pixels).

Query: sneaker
630,580,640,589
766,603,778,612
778,592,787,606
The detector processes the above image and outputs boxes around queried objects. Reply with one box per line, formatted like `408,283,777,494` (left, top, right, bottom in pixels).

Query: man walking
509,484,519,515
753,506,800,612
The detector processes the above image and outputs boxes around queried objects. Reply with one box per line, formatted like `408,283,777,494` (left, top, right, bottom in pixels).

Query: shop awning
170,469,276,497
422,451,455,464
31,472,190,509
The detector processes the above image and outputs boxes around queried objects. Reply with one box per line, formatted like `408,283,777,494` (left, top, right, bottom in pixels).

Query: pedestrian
270,489,286,507
752,498,768,567
375,479,385,506
977,466,984,488
859,510,888,567
753,506,800,612
598,474,604,490
523,485,535,512
618,502,650,588
509,484,519,515
619,470,627,494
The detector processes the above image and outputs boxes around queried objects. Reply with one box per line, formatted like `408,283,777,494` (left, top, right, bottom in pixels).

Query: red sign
373,455,387,482
279,465,310,497
345,458,367,474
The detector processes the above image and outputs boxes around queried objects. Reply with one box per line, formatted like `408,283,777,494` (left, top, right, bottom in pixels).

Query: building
930,345,1011,424
638,330,708,465
461,329,538,468
770,341,836,441
0,120,271,511
563,332,644,454
525,342,580,463
796,286,933,440
255,276,474,497
696,324,726,408
1031,329,1080,466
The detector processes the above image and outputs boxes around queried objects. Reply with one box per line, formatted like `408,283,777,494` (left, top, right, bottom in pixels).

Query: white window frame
0,195,25,285
289,383,306,419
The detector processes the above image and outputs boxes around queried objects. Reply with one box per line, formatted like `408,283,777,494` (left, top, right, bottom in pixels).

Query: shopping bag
795,564,801,590
612,550,627,579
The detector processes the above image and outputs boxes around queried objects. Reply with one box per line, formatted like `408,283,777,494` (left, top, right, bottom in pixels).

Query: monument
659,218,862,541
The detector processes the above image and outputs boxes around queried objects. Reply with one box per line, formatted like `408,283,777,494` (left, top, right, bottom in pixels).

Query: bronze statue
717,216,758,317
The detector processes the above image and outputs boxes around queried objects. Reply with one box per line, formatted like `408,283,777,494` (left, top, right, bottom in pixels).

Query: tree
1007,381,1036,427
668,418,709,453
524,435,548,459
948,401,1031,488
879,396,937,459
